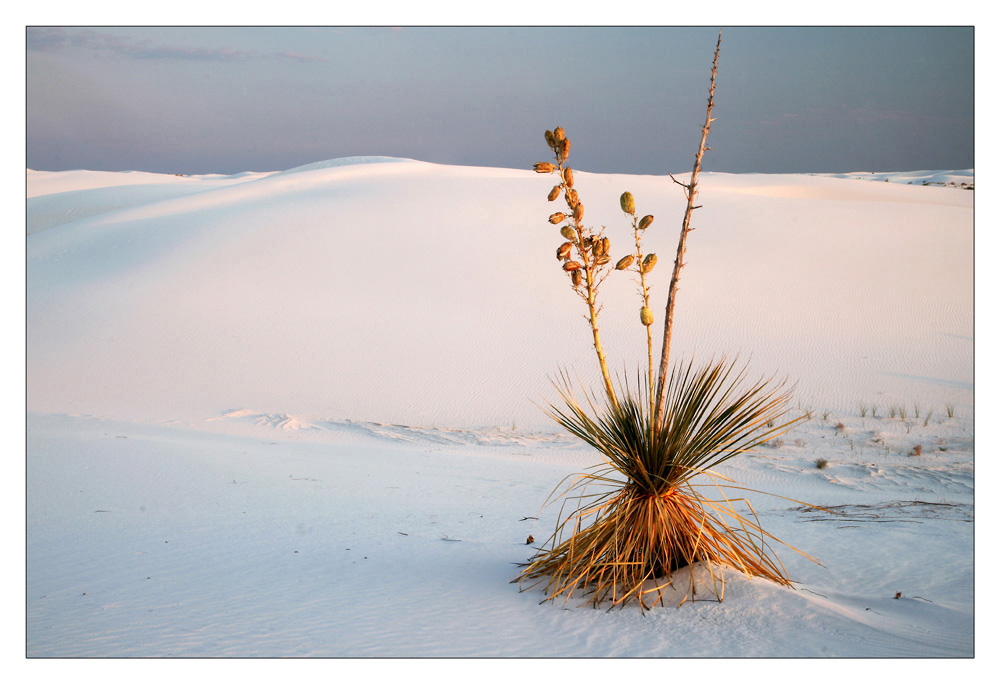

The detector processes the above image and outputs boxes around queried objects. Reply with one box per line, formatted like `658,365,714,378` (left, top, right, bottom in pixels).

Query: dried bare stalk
653,30,722,429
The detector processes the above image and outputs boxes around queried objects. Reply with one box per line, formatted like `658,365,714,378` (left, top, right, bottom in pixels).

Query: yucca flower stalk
539,127,619,410
518,31,818,611
617,191,657,416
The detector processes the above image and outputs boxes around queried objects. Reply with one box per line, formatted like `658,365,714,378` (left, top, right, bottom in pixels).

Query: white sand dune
26,159,975,657
27,159,973,428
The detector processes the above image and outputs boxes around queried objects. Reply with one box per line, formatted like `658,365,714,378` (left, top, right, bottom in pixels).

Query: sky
25,26,975,175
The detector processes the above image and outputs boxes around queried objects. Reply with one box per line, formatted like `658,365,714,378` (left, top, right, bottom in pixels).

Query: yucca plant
516,32,817,611
519,363,811,610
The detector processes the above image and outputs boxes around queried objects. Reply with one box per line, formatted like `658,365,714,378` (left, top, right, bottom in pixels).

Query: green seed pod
544,130,556,150
638,214,654,230
563,260,581,272
554,126,566,141
560,225,576,240
641,253,657,274
620,192,635,215
547,185,561,201
562,167,574,188
640,306,654,326
534,162,555,173
548,212,567,224
571,269,583,287
615,254,635,270
556,242,572,260
573,203,584,222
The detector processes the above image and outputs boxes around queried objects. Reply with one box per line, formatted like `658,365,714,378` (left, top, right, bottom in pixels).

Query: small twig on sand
798,587,828,599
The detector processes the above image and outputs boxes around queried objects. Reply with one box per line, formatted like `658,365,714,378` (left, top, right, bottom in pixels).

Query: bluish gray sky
26,26,974,175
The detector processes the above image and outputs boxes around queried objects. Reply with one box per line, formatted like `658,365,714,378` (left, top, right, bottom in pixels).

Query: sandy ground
25,159,976,659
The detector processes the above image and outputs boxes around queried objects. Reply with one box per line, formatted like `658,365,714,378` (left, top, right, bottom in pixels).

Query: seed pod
556,242,572,260
559,225,576,240
563,260,581,272
583,235,595,247
640,306,654,326
600,237,610,256
547,185,561,201
560,138,571,160
594,255,611,266
641,253,657,273
534,162,555,173
554,126,566,141
544,130,556,150
638,214,654,230
573,203,584,221
571,269,583,287
562,167,574,188
615,254,635,270
565,188,579,208
548,212,567,224
620,192,635,215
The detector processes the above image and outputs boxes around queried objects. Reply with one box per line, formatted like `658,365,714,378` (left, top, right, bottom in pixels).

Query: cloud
276,51,328,63
26,27,325,63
